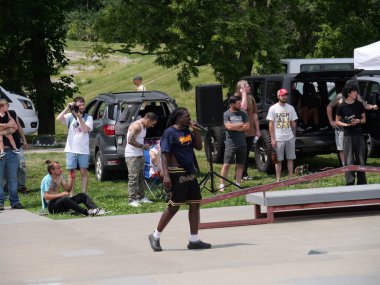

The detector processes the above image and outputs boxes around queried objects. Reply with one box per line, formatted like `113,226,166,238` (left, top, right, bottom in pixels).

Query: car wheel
95,151,109,181
204,126,225,163
255,129,275,174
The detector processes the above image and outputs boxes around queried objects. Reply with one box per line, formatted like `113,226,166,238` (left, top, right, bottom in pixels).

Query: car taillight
103,125,115,136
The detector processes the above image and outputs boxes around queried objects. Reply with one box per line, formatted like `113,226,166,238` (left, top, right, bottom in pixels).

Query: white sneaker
139,197,153,204
88,208,107,216
128,200,140,207
218,184,225,192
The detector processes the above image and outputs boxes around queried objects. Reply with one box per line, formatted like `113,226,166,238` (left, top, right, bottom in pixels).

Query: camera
69,104,79,113
344,115,356,124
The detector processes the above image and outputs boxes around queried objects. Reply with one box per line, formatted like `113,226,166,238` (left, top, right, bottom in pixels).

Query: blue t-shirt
40,174,52,209
160,126,196,174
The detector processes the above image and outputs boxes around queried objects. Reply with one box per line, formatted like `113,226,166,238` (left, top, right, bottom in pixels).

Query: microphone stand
198,129,242,193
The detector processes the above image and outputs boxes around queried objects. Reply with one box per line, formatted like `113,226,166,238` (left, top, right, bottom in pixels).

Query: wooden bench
246,184,380,223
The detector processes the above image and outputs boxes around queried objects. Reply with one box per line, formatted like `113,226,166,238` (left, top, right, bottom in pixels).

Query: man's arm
127,121,149,149
75,112,92,133
269,120,276,148
15,115,28,148
56,103,72,124
326,105,336,128
225,122,250,131
43,177,69,201
290,120,297,136
253,113,261,137
161,152,172,190
192,129,203,151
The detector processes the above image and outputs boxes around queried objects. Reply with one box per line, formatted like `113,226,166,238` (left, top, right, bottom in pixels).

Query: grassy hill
56,40,220,135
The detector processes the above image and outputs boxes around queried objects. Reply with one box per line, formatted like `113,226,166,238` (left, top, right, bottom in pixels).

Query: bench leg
267,207,274,223
254,204,264,218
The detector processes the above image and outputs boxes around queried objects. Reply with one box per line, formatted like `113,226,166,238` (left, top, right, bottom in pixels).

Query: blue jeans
0,149,20,206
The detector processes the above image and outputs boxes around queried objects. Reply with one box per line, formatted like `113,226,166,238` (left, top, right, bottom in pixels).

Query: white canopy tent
354,41,380,70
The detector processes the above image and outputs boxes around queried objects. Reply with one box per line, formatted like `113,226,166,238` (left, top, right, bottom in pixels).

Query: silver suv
85,91,177,181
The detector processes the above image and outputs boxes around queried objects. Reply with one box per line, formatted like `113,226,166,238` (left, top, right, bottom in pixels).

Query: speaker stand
199,131,243,193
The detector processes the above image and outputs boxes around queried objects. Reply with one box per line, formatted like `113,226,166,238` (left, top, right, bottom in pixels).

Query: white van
281,58,354,73
0,86,39,134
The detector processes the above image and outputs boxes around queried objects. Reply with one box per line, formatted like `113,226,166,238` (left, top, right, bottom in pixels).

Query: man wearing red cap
266,89,298,182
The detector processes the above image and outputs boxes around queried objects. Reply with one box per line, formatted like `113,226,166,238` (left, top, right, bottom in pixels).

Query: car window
119,103,140,122
252,81,264,104
266,81,282,105
369,81,379,94
86,100,99,117
358,81,368,98
96,101,106,120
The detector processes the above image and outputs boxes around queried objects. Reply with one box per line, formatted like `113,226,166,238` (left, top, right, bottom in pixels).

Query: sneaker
297,126,305,132
128,200,140,207
242,176,254,181
11,202,24,209
139,197,153,204
305,126,312,131
12,148,21,154
0,204,4,211
319,126,329,131
149,233,162,252
88,208,106,216
187,240,212,250
218,184,225,192
0,152,5,159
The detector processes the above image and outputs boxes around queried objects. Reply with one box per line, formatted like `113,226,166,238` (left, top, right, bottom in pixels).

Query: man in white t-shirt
133,75,146,92
266,89,298,182
56,96,93,195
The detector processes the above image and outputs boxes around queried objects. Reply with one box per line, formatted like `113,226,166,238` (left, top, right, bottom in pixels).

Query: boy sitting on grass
41,160,105,216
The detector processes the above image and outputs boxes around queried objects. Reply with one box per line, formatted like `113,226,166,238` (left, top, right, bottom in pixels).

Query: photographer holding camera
56,96,93,195
336,81,367,185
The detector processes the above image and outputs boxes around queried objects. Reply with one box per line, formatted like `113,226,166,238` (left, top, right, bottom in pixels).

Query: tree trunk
30,38,56,135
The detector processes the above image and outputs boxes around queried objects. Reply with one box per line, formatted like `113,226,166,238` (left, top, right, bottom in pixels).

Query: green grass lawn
11,149,380,220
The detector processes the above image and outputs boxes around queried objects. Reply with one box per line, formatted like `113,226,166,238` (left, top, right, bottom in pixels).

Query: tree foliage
95,0,380,91
96,0,286,91
286,0,380,58
0,0,77,134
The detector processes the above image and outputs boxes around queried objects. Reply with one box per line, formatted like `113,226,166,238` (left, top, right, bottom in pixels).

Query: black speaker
196,84,224,127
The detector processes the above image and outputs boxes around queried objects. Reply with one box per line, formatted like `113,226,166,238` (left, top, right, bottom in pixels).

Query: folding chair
144,149,164,200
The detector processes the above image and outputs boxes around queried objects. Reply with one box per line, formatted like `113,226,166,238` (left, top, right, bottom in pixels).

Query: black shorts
167,167,202,206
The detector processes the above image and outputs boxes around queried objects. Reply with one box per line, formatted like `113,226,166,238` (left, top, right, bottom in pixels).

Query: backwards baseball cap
277,88,289,96
133,75,142,81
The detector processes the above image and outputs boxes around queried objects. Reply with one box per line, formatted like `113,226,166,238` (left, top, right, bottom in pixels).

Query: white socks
153,229,161,239
189,234,199,242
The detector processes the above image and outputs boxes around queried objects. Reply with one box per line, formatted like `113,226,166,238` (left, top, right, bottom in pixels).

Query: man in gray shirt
219,96,249,191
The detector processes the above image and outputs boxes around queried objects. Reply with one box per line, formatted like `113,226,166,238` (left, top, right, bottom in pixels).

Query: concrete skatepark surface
1,205,379,285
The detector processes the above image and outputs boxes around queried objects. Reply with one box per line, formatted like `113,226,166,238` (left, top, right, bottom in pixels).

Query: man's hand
163,175,172,190
141,144,150,150
329,120,336,128
271,139,277,149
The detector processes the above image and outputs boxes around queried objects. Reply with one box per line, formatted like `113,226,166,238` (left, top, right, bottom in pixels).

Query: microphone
192,121,208,131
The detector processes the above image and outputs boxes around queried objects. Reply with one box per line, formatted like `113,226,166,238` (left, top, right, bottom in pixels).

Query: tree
95,0,287,92
285,0,380,58
0,0,77,134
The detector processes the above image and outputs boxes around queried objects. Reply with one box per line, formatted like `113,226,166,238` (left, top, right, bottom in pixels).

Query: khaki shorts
275,137,296,161
335,127,344,151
